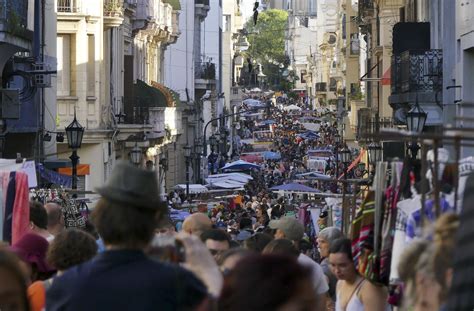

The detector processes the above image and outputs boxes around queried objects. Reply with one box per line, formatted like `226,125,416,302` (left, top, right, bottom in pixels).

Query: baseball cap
269,216,304,241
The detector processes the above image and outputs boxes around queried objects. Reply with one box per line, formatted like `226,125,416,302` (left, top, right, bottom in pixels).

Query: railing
391,49,443,94
0,0,28,27
357,115,395,142
358,0,374,14
124,106,150,124
316,82,327,92
195,61,216,80
57,0,79,13
104,0,123,17
195,0,210,5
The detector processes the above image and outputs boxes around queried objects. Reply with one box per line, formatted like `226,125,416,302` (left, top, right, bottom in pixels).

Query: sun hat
96,161,162,210
10,233,55,273
269,216,304,241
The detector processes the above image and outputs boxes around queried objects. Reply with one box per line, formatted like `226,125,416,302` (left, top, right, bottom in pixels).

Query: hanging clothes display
30,189,88,229
1,171,30,244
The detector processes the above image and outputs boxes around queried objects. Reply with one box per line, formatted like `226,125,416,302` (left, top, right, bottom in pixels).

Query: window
350,33,360,55
87,35,95,97
57,35,71,96
223,15,231,32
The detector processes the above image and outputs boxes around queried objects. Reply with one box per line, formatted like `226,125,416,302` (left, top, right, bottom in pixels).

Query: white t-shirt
298,253,329,295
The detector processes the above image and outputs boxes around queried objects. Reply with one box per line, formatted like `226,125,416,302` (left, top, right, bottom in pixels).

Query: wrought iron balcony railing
195,61,216,80
57,0,79,13
358,0,374,20
356,114,395,142
391,49,443,94
0,0,28,28
316,82,327,92
195,0,210,5
124,106,150,124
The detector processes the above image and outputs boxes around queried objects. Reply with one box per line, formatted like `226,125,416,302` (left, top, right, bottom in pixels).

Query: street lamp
368,142,382,176
194,142,203,184
406,102,427,159
219,129,227,156
334,133,341,145
340,146,352,179
209,135,217,153
159,151,168,172
129,143,143,166
65,112,85,190
184,146,192,200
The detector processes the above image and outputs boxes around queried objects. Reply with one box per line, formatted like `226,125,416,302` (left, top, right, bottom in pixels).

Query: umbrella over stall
222,160,261,172
262,151,281,160
270,183,321,193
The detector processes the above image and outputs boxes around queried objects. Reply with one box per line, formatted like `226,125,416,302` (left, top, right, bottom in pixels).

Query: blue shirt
46,250,207,311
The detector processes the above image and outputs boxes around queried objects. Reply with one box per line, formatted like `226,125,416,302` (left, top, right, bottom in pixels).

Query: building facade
56,0,181,194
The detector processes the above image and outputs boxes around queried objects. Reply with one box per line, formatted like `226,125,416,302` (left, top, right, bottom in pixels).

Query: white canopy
283,104,302,111
206,173,253,184
302,123,321,131
211,181,246,189
206,173,253,189
242,98,265,107
174,184,209,194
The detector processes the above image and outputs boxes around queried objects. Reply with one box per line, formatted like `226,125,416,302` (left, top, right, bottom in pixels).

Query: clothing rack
366,127,474,221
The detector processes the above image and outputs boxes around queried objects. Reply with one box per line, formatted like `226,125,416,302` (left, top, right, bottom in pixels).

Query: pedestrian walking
46,162,210,311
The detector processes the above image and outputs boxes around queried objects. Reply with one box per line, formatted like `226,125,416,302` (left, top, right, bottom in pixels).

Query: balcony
195,0,209,5
57,0,79,13
356,113,395,143
389,49,443,125
103,0,124,29
123,80,167,125
0,0,32,53
195,61,216,80
358,0,374,22
316,82,327,93
391,49,442,94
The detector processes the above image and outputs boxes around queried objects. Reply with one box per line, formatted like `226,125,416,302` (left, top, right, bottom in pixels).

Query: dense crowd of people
0,96,469,311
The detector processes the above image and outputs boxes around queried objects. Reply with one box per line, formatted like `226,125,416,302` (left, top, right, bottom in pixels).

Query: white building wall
163,1,196,102
44,0,57,159
202,0,222,92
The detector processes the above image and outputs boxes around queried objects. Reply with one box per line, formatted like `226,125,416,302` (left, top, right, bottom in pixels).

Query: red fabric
12,172,29,244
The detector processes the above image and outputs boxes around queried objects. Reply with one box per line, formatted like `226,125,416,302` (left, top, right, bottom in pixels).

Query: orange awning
382,67,391,85
58,164,90,176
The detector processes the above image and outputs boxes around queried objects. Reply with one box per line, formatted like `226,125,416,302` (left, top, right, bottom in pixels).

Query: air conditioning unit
32,63,52,88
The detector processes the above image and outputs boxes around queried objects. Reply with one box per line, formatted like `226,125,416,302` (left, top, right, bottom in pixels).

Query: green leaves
245,9,288,73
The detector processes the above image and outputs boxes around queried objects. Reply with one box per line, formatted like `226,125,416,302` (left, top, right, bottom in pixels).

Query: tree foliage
244,9,288,86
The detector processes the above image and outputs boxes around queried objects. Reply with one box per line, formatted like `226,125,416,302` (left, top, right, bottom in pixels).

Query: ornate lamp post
219,129,227,156
333,133,341,177
194,142,203,183
340,146,352,179
65,112,85,190
129,143,143,167
406,102,427,159
209,135,217,153
368,142,383,176
184,146,192,199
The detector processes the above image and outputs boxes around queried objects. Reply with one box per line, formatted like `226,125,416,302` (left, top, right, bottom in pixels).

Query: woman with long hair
329,238,389,311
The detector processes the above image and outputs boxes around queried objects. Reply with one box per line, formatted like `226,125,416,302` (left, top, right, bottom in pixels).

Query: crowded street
1,0,474,311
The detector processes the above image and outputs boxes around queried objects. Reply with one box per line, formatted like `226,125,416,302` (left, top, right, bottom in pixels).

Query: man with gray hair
44,202,65,237
317,226,344,302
